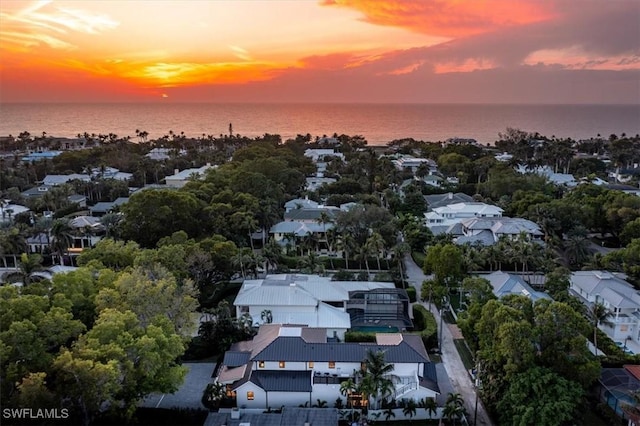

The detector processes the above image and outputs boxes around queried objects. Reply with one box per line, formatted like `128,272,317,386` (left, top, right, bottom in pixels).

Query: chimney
174,169,179,175
448,193,453,199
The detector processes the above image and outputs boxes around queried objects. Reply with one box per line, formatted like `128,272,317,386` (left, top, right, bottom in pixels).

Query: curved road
404,254,494,426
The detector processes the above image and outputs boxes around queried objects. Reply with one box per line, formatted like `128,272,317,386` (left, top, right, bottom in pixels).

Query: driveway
404,254,494,426
140,362,215,410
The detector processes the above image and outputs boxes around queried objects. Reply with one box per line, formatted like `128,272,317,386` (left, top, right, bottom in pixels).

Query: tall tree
588,302,614,355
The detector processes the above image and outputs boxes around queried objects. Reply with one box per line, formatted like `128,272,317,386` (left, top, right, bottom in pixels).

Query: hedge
344,331,378,342
412,304,438,349
405,286,417,302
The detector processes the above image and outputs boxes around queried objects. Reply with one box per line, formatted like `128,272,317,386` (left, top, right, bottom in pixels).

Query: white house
392,155,437,173
233,274,398,340
516,165,577,187
90,166,133,182
305,176,336,192
495,152,513,162
217,324,439,410
304,149,344,163
43,174,91,186
425,202,503,229
164,164,216,188
570,271,640,352
284,197,320,212
0,202,30,223
482,271,551,302
454,216,544,246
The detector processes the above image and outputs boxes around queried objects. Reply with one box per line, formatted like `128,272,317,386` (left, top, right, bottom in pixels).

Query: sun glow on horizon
1,0,637,103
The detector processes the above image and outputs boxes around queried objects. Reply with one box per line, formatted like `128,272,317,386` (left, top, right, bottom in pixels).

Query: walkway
404,254,494,426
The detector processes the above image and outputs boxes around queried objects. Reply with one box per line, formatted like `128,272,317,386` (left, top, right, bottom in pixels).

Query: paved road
404,254,493,426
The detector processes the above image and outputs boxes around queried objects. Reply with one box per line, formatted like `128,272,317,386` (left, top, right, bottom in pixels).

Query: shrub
412,304,438,349
344,331,377,342
405,286,417,302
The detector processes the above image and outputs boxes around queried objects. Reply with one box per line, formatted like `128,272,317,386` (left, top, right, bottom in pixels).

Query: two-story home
455,217,544,246
164,164,216,188
482,271,551,302
43,174,91,186
271,204,339,254
570,271,640,352
424,202,503,230
233,274,407,340
217,324,439,410
393,155,437,173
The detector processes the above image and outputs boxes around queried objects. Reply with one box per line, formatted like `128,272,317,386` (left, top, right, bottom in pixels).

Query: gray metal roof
254,336,429,363
251,370,312,392
204,408,339,426
222,351,251,368
283,208,337,221
425,192,474,210
420,363,440,394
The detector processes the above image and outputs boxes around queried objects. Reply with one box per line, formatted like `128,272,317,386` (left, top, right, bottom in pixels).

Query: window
247,391,254,400
308,361,314,368
279,361,286,368
328,361,335,369
258,361,265,368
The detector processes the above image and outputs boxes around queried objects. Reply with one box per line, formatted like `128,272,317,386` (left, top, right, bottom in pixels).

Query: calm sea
0,103,638,146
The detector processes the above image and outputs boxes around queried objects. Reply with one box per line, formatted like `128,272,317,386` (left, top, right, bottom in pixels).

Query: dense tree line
0,261,196,426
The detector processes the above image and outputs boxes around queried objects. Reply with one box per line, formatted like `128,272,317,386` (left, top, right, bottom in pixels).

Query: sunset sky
1,0,638,103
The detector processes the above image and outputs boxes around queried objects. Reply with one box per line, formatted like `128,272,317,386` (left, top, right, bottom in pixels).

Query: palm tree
340,377,357,418
356,243,371,278
384,407,396,421
336,233,355,270
366,232,385,271
363,349,398,409
232,248,253,279
313,399,328,408
424,397,438,419
316,211,333,251
589,302,614,355
442,393,466,425
51,218,73,266
236,312,253,331
394,241,411,288
262,239,283,274
260,309,273,324
402,399,417,422
564,227,591,267
2,253,48,286
202,382,227,410
100,213,122,239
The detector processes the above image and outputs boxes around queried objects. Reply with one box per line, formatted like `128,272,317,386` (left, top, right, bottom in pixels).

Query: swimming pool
351,326,400,333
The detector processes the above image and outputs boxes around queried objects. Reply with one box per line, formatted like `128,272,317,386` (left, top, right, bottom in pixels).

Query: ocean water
0,103,638,146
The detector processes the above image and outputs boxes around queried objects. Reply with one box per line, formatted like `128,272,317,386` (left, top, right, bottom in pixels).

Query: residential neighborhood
1,130,639,426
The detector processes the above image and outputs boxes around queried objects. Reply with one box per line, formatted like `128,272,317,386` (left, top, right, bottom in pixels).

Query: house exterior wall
241,305,316,324
255,361,308,371
235,382,266,408
312,383,344,405
266,391,311,409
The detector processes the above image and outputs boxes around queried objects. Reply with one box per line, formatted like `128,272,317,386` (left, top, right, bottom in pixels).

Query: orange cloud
323,0,556,38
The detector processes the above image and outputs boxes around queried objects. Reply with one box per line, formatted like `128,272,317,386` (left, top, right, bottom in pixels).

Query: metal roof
204,408,339,426
251,370,312,392
222,351,252,368
253,336,429,363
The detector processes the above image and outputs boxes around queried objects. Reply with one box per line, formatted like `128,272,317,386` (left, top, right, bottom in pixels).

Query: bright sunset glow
0,0,638,103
